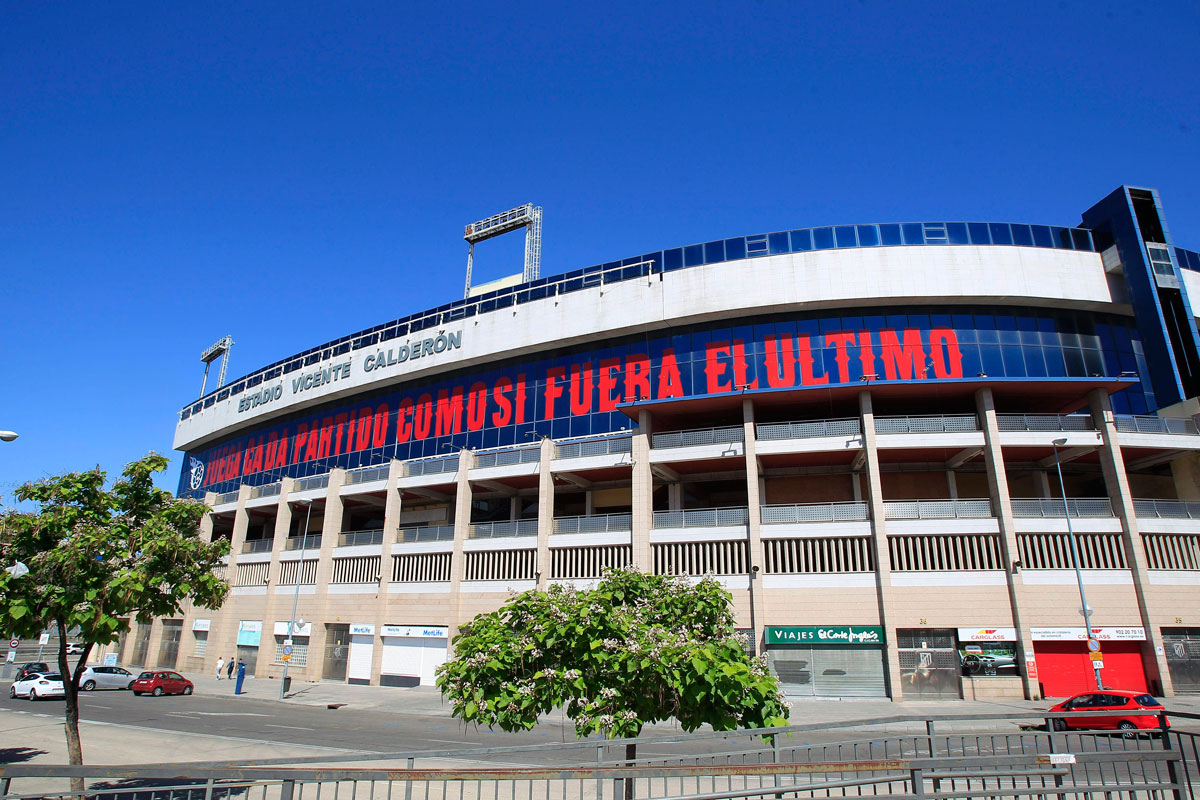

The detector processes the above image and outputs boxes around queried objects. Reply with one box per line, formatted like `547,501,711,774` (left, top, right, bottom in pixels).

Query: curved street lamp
0,431,17,442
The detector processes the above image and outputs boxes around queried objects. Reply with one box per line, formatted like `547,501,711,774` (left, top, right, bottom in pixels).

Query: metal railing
651,426,744,449
552,513,633,535
652,506,749,528
555,435,633,459
761,501,869,523
404,455,459,477
250,481,282,498
1143,533,1200,570
996,413,1094,432
293,475,329,492
338,529,384,547
345,465,391,484
1135,498,1200,519
756,417,861,440
213,490,239,505
474,445,541,469
397,525,455,543
241,538,273,554
1018,532,1128,570
1011,497,1115,517
1116,414,1200,435
883,498,993,519
284,535,321,551
875,414,979,433
470,519,538,539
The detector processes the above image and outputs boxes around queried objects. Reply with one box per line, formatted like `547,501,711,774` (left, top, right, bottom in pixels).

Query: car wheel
8,686,14,699
1118,721,1138,738
152,686,163,697
132,691,142,696
82,680,96,691
1052,718,1067,731
28,689,37,701
127,681,135,690
182,685,192,695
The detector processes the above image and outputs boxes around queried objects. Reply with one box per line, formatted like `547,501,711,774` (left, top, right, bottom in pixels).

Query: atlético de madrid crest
188,457,205,491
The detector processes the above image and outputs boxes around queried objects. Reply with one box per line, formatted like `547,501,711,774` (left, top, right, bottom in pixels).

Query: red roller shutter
1034,642,1148,697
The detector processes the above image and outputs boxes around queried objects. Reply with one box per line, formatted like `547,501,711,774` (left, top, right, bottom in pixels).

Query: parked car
1048,690,1169,734
10,672,65,700
78,665,136,691
65,643,86,655
15,662,50,682
131,671,194,697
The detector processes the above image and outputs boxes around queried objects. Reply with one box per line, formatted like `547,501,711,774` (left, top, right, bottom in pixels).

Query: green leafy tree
0,454,229,785
437,567,789,744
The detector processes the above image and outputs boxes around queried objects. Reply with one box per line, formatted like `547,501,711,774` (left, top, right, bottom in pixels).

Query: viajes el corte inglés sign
766,626,884,645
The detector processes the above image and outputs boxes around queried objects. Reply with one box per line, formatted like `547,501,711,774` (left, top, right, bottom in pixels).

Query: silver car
77,665,136,691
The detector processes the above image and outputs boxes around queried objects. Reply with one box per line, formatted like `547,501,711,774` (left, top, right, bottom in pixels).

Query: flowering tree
436,568,789,741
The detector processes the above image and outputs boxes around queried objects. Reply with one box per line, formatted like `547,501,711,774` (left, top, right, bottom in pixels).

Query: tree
0,454,229,787
436,567,789,744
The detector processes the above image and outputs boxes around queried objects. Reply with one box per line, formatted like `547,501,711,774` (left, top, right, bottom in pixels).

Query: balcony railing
213,490,239,505
242,539,274,554
404,455,459,477
552,513,633,535
652,506,749,529
875,415,979,434
1115,415,1200,436
883,499,993,520
756,418,860,441
555,436,633,459
996,414,1093,432
345,465,390,485
474,445,541,469
1018,532,1127,569
397,525,455,543
285,535,322,551
1143,533,1200,570
338,529,384,547
294,475,329,492
251,482,282,499
1010,498,1114,518
1134,499,1200,520
470,519,538,539
651,426,744,449
761,502,869,524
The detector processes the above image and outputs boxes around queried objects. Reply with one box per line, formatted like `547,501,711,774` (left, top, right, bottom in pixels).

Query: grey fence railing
241,538,273,554
1135,498,1200,520
345,465,391,484
555,435,633,459
875,414,980,433
474,445,541,469
883,498,993,519
652,506,749,528
397,525,455,543
651,426,744,449
284,535,321,551
996,413,1094,432
1116,414,1200,435
293,475,329,492
1011,497,1115,518
470,519,538,539
250,481,282,498
213,490,239,505
552,513,633,535
404,455,459,477
756,417,861,440
761,501,869,523
338,529,384,547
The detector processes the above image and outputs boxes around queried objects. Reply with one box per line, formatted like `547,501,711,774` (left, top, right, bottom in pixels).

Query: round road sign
9,638,19,649
282,645,293,656
1086,638,1101,652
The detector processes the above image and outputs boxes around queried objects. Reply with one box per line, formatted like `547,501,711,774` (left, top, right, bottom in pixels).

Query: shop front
380,625,449,687
347,623,375,685
897,628,960,699
956,627,1024,700
1162,628,1200,693
766,625,887,697
1031,627,1148,697
236,620,262,675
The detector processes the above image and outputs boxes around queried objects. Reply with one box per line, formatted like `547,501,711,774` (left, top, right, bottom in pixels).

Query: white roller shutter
347,635,374,684
812,647,887,697
419,638,448,686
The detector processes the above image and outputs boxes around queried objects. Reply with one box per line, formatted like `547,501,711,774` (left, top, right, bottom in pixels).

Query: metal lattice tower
199,335,234,396
463,204,543,298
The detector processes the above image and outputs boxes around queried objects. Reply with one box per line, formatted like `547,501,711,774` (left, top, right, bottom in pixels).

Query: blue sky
1,1,1198,498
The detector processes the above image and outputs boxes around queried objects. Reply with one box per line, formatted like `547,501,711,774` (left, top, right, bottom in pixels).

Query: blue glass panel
1022,345,1047,377
996,315,1019,344
879,224,902,245
768,232,789,254
1044,347,1067,376
975,314,998,344
791,229,813,251
980,346,1005,377
1053,227,1072,248
724,238,746,260
967,223,990,244
684,244,704,267
857,225,879,246
835,226,857,248
813,227,835,250
946,223,969,244
704,240,725,264
1032,225,1053,248
1011,224,1034,246
989,223,1013,245
746,236,768,254
1001,345,1027,376
953,315,977,343
1071,229,1092,251
1063,348,1086,376
1083,349,1105,375
901,223,924,244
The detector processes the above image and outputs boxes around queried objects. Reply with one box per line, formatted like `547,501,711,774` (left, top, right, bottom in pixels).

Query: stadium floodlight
199,335,235,397
462,204,543,298
0,431,17,442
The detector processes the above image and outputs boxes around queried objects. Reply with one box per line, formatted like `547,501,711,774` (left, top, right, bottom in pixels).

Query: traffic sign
1091,660,1104,669
38,633,49,646
1086,638,1101,652
1090,650,1104,662
282,645,293,656
8,638,18,649
280,653,291,662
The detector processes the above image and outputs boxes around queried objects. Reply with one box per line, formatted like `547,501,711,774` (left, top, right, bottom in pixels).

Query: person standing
215,656,225,680
226,657,235,680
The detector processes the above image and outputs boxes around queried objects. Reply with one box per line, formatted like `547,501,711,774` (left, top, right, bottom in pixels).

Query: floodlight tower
199,335,235,397
463,204,543,298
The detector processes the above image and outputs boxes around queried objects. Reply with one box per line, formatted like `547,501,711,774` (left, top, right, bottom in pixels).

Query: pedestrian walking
215,656,224,680
226,657,235,680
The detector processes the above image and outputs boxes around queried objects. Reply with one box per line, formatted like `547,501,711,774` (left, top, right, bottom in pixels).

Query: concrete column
259,478,297,667
668,483,683,511
1034,471,1053,499
859,391,903,700
180,489,235,669
199,492,216,543
946,471,959,499
536,437,555,588
509,496,520,521
448,449,476,641
631,409,655,571
976,387,1040,699
1088,389,1174,695
741,399,768,654
309,469,348,682
369,460,404,681
213,485,253,667
585,490,595,516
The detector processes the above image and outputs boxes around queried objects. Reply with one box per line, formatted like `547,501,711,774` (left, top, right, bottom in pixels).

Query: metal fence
652,506,749,529
345,465,391,485
883,498,993,519
470,519,539,539
761,502,869,524
213,490,239,506
756,418,861,440
555,436,634,459
404,455,459,477
293,475,329,492
251,482,282,498
337,529,384,547
1116,414,1200,435
651,426,744,449
284,535,321,551
474,446,541,469
241,539,274,554
1135,499,1200,520
397,525,455,543
996,413,1094,432
1010,497,1115,518
553,513,633,535
874,414,979,433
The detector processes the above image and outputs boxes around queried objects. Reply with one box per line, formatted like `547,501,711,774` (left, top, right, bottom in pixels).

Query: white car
10,672,65,700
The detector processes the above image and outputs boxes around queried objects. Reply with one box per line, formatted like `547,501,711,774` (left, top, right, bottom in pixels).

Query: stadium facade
119,185,1200,701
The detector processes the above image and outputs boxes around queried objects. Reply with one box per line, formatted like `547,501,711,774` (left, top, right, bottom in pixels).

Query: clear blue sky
2,1,1198,499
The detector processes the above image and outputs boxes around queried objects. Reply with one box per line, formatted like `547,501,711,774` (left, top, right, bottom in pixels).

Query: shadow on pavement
87,778,252,800
0,747,48,764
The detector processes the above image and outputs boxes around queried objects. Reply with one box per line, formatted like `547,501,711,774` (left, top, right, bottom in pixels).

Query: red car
1048,690,1169,734
131,670,194,697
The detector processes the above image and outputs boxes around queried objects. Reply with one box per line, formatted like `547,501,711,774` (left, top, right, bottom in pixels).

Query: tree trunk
55,619,85,793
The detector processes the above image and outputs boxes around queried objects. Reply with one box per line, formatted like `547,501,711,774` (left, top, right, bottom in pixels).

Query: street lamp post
0,431,18,442
1051,437,1104,691
280,499,314,700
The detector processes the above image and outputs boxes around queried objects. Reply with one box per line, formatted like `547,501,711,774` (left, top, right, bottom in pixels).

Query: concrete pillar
976,387,1040,699
509,495,520,521
1088,389,1174,695
1034,471,1053,499
946,471,959,499
631,409,654,570
212,485,253,669
259,478,297,675
448,449,476,640
741,399,768,654
309,469,348,682
369,460,404,681
199,492,216,543
536,437,556,588
859,391,903,700
668,483,683,511
585,490,595,516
